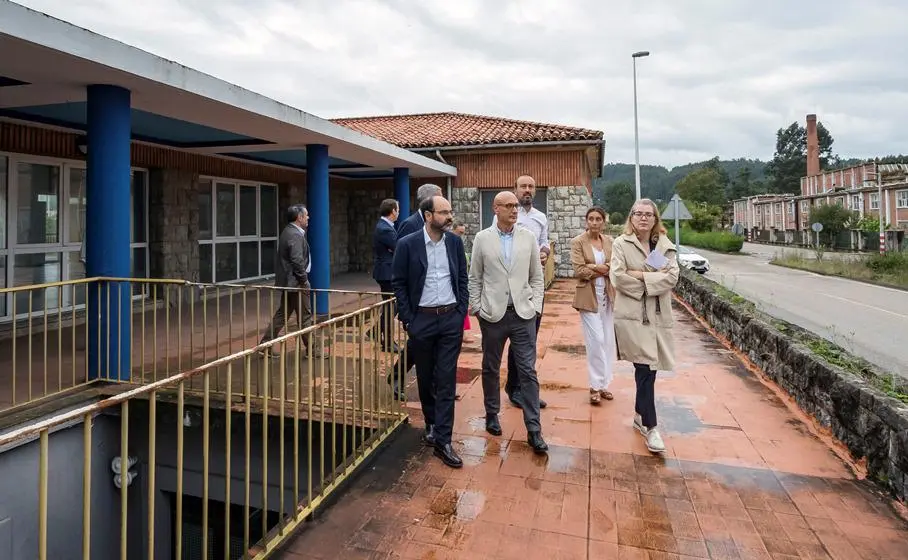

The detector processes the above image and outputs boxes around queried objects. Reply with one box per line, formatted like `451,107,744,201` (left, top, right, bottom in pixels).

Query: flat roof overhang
0,0,456,180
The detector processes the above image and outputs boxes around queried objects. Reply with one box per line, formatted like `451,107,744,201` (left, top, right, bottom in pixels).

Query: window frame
197,177,279,284
0,151,150,321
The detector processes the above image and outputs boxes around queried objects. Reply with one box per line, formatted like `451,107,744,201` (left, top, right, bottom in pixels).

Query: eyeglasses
496,203,519,210
632,211,655,219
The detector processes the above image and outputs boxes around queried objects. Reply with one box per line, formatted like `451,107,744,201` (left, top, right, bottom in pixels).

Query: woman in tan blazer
570,207,618,405
609,198,679,454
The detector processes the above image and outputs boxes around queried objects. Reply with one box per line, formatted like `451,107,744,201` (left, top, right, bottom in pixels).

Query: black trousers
375,280,394,345
634,363,658,429
505,298,543,396
408,308,464,446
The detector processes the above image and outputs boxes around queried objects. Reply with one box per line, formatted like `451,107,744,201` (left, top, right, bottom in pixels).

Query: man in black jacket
372,198,399,352
259,204,319,358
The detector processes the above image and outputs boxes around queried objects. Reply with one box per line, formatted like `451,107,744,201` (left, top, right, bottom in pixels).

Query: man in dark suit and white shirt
392,195,469,468
259,204,319,358
391,182,442,394
372,198,400,352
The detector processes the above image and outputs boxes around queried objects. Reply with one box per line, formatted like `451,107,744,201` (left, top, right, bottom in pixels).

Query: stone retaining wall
674,270,908,501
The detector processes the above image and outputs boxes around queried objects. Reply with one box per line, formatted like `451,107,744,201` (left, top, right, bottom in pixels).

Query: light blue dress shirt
418,228,457,307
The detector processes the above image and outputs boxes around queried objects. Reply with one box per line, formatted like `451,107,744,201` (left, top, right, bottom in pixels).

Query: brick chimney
806,114,820,177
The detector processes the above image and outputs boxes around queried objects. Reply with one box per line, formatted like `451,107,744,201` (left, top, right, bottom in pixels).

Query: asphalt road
689,242,907,379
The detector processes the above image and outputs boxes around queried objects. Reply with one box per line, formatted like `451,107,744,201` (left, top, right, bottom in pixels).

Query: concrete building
732,114,908,249
333,112,605,277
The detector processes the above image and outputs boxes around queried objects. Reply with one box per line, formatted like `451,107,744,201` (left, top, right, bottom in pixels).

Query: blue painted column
306,144,330,315
393,167,410,218
85,85,132,381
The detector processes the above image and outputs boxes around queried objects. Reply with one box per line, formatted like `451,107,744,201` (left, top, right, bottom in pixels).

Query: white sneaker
645,428,666,453
633,414,646,436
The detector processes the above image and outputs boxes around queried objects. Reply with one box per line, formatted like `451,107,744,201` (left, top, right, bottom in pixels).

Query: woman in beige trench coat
609,198,679,453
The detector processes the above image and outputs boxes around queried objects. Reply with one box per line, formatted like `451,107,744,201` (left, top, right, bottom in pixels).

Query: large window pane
239,186,257,236
68,167,87,243
199,244,212,283
67,252,87,307
261,240,276,276
14,252,61,312
1,156,7,249
239,241,259,279
199,181,213,241
215,183,236,237
131,171,147,243
260,185,277,237
215,243,237,282
17,163,60,244
132,247,147,295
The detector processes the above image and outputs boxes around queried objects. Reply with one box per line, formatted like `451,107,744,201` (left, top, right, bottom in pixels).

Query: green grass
771,251,908,289
666,227,744,252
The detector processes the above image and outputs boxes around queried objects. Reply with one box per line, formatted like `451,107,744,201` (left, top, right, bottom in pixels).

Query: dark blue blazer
395,211,424,239
391,230,469,328
372,218,397,282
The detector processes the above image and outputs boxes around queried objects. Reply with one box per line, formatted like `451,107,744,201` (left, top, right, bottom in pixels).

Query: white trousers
580,294,616,391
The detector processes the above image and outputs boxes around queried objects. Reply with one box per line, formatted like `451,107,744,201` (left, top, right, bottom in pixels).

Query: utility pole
632,50,650,201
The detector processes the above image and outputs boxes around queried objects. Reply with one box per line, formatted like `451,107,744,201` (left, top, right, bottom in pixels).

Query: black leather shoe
539,398,548,409
528,431,548,454
485,414,502,436
422,425,436,446
434,443,463,468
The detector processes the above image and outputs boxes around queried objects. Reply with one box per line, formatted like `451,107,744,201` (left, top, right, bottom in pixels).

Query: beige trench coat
608,233,680,371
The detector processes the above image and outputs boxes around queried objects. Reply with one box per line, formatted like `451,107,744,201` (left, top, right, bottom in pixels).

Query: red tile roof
331,112,603,149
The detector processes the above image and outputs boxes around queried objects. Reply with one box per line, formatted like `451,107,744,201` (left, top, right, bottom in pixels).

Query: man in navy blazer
372,198,399,353
392,194,468,469
396,183,442,239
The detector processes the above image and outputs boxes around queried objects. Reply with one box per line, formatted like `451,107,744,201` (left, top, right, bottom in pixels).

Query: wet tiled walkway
277,281,908,559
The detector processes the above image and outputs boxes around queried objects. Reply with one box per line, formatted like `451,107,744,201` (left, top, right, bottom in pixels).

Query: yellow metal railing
0,277,396,416
0,293,408,559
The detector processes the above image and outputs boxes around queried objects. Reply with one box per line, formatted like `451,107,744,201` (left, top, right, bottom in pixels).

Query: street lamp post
632,50,650,201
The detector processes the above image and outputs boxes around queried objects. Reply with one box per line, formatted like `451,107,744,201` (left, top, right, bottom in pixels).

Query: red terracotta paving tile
273,282,908,560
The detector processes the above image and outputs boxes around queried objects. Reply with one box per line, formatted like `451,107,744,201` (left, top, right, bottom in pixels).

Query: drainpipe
435,150,453,200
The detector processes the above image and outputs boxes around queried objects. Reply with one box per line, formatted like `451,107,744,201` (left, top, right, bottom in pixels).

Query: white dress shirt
493,205,550,252
418,228,457,307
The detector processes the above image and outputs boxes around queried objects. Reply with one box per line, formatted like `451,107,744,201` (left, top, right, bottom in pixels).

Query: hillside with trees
593,115,906,236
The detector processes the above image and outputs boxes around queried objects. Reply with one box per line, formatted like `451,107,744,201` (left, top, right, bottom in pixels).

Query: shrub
666,227,744,252
865,251,908,275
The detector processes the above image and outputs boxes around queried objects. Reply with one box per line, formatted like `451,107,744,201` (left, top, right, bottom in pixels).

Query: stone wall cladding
452,187,479,254
278,182,351,276
148,168,200,282
674,270,908,501
547,186,593,278
347,184,394,273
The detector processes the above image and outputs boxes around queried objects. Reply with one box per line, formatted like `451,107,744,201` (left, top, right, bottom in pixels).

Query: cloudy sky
14,0,908,168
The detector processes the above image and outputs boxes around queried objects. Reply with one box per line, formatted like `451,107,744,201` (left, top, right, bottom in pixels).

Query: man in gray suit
259,204,319,358
469,191,548,454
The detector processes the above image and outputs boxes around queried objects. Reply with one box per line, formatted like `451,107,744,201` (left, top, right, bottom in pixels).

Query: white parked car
676,245,710,274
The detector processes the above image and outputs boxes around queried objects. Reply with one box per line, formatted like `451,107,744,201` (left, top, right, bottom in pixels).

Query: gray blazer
275,224,310,288
468,225,544,322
